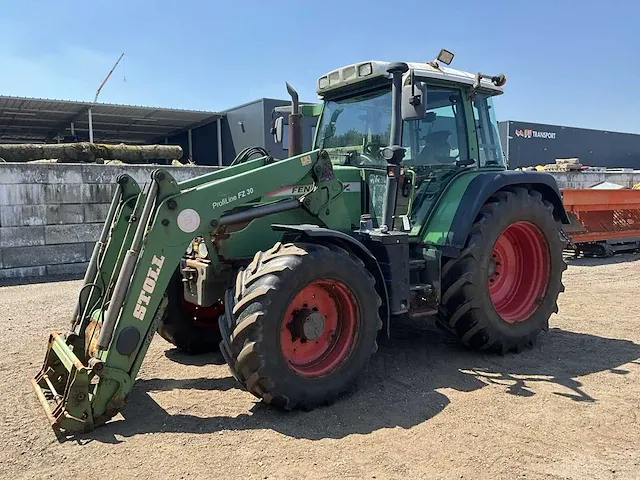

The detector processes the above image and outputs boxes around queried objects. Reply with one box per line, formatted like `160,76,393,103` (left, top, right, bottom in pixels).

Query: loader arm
33,149,349,433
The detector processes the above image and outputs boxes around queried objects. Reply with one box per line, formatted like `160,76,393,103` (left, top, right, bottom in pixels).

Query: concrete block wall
1,162,639,282
0,163,220,281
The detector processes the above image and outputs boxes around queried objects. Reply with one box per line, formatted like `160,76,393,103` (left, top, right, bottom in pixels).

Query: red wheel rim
280,280,358,377
488,221,551,324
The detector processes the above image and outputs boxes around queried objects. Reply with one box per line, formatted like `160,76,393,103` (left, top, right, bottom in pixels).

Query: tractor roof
316,60,504,97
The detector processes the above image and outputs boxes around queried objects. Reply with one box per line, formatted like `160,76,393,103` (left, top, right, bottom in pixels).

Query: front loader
33,50,570,433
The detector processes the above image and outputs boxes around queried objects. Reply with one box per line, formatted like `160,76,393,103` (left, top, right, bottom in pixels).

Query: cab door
360,83,474,233
399,83,473,236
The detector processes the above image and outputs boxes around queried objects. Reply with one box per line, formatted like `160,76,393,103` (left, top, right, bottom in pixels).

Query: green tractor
33,50,569,433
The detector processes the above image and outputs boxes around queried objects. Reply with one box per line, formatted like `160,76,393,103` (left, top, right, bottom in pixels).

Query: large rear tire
157,272,223,354
220,242,382,410
437,187,566,353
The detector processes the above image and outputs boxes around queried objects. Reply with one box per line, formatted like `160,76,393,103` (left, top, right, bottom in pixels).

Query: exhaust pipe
286,82,303,156
380,62,409,231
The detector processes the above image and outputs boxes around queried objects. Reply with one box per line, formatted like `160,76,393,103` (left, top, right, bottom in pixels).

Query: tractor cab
312,51,507,234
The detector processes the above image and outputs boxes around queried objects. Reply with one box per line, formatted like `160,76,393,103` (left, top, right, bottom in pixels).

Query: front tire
438,187,566,353
220,242,382,410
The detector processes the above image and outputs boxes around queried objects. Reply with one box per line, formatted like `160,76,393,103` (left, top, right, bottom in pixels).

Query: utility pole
88,52,124,143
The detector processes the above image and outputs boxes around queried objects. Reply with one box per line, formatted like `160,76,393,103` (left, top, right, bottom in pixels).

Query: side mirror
273,116,284,143
402,78,426,121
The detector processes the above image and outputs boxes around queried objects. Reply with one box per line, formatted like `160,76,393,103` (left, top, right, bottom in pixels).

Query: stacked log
0,142,183,164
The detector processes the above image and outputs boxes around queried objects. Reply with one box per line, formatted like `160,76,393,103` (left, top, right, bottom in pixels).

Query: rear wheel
438,187,566,353
157,271,223,354
220,242,382,410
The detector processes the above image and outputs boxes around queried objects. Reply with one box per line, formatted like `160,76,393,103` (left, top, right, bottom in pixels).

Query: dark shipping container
167,98,318,166
498,121,640,169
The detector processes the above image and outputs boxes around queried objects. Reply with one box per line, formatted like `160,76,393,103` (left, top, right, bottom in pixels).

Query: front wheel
438,187,567,353
220,242,382,410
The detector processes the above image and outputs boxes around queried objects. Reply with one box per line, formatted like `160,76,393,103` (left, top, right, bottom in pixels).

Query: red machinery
562,188,640,256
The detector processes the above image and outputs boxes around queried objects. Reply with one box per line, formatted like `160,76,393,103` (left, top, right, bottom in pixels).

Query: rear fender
423,171,569,255
271,224,391,337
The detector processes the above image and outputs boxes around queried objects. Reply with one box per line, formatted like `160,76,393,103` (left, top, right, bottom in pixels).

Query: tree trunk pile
0,142,183,163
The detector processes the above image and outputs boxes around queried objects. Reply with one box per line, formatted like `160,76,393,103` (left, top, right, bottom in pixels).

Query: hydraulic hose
229,146,272,166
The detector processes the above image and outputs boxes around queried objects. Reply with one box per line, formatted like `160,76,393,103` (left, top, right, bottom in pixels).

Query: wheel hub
280,280,358,377
181,297,224,326
301,311,325,340
287,308,326,341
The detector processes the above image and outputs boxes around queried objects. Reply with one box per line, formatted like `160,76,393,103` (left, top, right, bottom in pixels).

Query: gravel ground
0,254,639,480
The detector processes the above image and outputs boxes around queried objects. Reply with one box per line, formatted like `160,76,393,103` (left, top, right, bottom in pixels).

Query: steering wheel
357,153,378,165
363,142,381,156
357,140,385,165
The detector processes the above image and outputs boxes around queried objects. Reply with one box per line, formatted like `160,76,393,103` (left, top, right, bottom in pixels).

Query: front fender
271,224,391,337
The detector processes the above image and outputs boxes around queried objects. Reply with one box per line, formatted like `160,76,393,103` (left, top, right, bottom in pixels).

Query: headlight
342,66,356,81
197,241,208,259
358,62,373,76
318,76,329,89
186,240,193,255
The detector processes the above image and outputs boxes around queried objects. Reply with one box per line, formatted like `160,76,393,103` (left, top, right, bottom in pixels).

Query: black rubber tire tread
223,241,382,410
437,187,567,354
157,271,222,354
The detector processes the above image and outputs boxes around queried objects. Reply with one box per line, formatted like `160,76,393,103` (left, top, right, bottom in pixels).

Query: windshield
316,88,392,167
316,85,471,168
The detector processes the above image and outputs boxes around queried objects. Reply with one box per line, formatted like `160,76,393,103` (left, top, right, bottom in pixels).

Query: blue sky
1,1,638,132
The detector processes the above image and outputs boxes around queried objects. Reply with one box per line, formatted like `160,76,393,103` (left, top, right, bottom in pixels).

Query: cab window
472,94,505,167
402,86,469,166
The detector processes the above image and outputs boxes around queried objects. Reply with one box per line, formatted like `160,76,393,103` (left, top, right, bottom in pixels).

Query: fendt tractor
33,50,569,433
